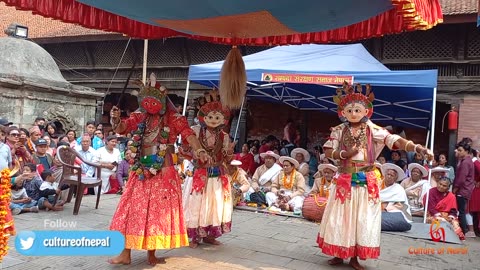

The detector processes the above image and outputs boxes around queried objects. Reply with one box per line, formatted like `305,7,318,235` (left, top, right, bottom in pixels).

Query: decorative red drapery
2,0,443,45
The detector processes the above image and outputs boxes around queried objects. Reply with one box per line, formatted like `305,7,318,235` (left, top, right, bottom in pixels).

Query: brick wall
458,95,480,149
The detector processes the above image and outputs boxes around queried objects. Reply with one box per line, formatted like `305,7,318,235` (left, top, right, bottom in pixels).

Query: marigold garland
0,168,12,262
282,169,296,190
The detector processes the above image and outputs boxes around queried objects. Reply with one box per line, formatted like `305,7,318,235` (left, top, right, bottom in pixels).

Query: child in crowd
21,163,43,203
38,170,68,211
10,180,39,215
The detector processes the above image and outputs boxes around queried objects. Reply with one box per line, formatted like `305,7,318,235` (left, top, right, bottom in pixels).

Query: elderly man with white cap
228,160,251,206
246,151,282,207
309,164,337,198
380,163,412,231
291,147,310,179
401,163,429,216
266,156,306,213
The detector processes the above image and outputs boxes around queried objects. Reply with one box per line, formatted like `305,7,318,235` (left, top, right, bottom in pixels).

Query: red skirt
469,187,480,212
109,166,189,250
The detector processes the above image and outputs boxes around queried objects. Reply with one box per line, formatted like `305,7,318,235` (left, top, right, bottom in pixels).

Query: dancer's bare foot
349,257,365,270
328,257,343,265
203,237,221,245
189,241,199,249
108,249,131,265
147,250,166,265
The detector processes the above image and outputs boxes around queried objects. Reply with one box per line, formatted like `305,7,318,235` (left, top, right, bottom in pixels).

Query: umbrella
2,0,443,108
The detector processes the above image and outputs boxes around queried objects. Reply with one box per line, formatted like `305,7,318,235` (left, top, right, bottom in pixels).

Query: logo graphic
15,231,37,253
429,219,446,242
20,237,34,250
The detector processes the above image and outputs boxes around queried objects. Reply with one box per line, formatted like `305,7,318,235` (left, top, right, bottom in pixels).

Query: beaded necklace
282,169,296,190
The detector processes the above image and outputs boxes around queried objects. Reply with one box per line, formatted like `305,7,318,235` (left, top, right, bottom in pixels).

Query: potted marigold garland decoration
0,168,13,262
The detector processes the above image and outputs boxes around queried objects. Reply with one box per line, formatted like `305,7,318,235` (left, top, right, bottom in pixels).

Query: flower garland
129,122,170,180
0,168,12,262
282,169,296,190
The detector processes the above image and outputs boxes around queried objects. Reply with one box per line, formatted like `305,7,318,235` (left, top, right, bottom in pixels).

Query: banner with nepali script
261,73,354,85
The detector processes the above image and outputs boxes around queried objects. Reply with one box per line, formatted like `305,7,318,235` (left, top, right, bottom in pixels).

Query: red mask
141,97,163,114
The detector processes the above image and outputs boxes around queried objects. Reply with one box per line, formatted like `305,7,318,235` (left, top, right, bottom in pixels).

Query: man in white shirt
76,134,97,177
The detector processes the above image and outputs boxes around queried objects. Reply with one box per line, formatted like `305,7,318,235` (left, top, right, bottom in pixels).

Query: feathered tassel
219,46,246,109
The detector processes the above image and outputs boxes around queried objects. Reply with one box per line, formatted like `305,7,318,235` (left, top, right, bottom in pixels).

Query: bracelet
414,144,421,153
404,141,414,152
339,150,347,160
331,150,337,159
195,148,206,157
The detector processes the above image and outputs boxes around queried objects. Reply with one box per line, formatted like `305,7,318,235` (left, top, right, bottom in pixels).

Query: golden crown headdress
333,82,375,119
133,73,168,100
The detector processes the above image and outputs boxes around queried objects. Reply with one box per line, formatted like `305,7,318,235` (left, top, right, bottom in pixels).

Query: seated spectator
266,156,306,214
390,150,407,171
38,170,66,211
401,163,428,216
116,149,133,194
234,143,255,176
377,156,386,165
20,163,43,203
10,179,39,215
94,135,122,194
246,151,282,207
309,164,337,198
291,147,310,181
76,120,104,150
228,160,251,206
380,163,412,231
423,177,465,240
6,126,32,171
76,134,97,177
420,167,450,202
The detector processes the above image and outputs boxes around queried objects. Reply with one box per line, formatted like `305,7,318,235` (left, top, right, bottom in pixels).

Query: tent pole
423,87,437,224
182,80,190,116
142,39,149,84
233,96,246,143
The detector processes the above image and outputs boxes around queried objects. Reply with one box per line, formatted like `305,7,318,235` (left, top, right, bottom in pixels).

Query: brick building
1,1,479,158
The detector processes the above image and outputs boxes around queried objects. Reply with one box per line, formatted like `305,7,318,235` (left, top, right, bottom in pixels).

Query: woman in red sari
235,143,255,176
108,74,209,265
424,177,465,240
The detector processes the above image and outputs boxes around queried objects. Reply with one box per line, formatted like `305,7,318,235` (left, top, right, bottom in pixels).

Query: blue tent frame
186,44,438,147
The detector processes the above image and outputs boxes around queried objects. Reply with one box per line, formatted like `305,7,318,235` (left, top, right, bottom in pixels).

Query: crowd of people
2,80,479,270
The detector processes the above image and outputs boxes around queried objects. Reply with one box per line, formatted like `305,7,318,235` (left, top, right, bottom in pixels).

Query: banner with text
261,73,353,85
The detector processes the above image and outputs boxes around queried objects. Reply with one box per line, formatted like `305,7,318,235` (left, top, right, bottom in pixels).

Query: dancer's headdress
333,82,375,120
133,73,168,115
196,88,231,127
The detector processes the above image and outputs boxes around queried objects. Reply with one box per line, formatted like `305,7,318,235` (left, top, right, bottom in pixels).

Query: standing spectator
259,135,276,155
453,140,475,235
94,135,122,194
45,122,58,146
283,119,296,144
66,130,78,148
76,120,104,150
33,117,46,135
32,138,57,172
42,135,56,157
437,153,455,182
0,125,12,170
18,128,29,140
0,118,13,127
25,126,42,154
5,126,32,171
95,129,105,142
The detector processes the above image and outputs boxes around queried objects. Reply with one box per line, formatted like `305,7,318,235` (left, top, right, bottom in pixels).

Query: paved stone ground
2,194,480,270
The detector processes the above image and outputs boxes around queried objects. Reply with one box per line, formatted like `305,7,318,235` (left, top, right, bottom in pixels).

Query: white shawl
259,163,282,185
380,183,412,223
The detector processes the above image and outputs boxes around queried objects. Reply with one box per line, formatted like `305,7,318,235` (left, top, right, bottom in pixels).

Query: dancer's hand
198,151,212,164
344,144,359,158
110,106,121,124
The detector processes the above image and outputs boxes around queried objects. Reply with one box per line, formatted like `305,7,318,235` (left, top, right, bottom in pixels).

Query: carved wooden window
383,24,456,60
466,24,480,59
